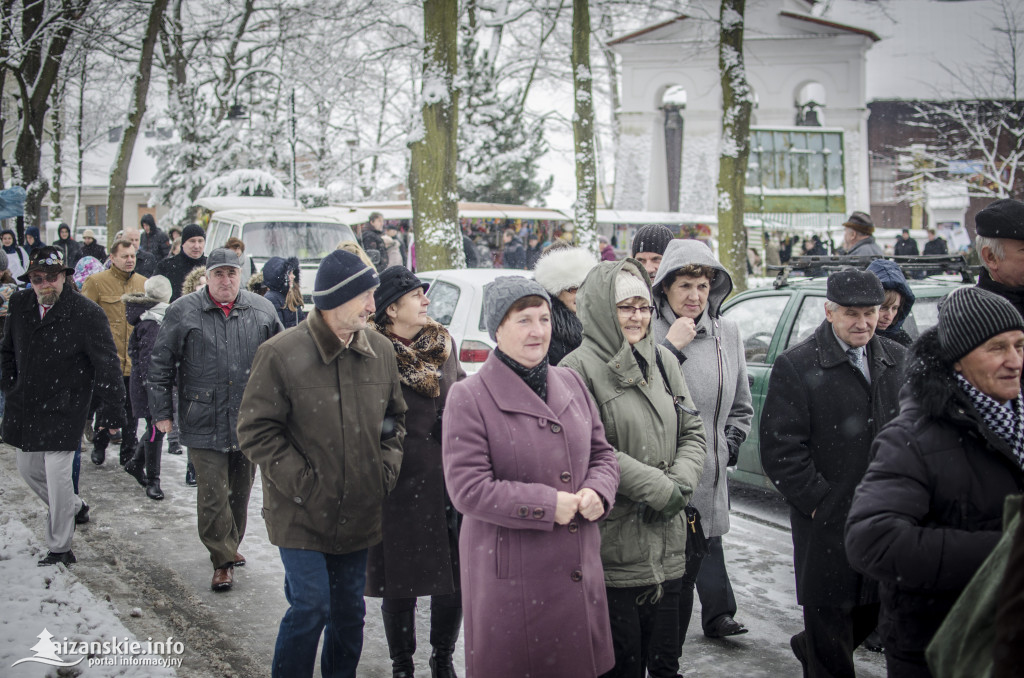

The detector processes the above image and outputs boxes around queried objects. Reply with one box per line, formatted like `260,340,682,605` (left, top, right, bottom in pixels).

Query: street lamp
226,70,298,205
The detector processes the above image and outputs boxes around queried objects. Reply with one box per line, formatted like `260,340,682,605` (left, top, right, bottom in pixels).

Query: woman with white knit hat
533,246,599,365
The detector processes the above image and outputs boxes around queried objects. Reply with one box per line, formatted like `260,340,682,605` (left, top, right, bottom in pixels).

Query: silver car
416,268,532,374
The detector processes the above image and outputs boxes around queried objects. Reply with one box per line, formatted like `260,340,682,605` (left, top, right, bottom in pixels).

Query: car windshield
242,221,356,261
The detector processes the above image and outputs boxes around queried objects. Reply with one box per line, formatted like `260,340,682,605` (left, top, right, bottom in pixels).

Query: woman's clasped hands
555,488,604,525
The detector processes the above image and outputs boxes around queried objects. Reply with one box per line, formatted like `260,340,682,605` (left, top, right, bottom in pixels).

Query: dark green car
719,256,971,490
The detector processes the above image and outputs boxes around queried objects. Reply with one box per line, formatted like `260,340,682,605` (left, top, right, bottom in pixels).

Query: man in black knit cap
631,224,675,280
156,223,208,301
974,198,1024,319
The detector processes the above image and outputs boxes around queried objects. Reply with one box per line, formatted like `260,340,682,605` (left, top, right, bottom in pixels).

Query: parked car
204,208,361,303
720,255,974,489
417,268,532,374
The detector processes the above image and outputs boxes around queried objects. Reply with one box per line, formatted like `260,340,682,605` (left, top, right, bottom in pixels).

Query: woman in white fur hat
533,246,599,365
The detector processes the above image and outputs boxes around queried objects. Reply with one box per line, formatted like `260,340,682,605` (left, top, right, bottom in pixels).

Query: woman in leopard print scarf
366,266,466,677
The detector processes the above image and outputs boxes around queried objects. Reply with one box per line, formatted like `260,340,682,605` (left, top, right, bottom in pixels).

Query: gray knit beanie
631,224,675,257
938,286,1024,362
483,276,551,342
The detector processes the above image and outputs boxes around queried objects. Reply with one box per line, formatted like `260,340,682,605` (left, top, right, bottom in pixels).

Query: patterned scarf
373,319,450,398
955,372,1024,469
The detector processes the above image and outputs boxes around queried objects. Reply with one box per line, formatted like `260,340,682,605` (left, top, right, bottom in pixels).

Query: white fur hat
533,247,599,295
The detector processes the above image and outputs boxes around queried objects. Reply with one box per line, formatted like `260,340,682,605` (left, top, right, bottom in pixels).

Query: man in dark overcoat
760,269,907,677
974,198,1024,320
1,247,124,566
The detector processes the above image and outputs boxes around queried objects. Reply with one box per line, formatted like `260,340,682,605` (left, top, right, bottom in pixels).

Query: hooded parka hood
262,256,300,295
867,259,916,332
577,257,655,372
652,239,732,319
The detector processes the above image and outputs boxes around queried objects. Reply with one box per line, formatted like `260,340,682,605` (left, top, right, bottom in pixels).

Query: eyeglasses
28,272,62,286
616,304,655,317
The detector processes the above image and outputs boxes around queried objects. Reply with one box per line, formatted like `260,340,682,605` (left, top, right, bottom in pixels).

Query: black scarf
495,348,548,401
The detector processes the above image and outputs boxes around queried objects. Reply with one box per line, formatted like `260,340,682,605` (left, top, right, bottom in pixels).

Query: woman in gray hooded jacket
648,239,754,674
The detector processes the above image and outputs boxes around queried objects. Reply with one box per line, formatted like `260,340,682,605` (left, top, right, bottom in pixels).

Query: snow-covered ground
0,440,885,677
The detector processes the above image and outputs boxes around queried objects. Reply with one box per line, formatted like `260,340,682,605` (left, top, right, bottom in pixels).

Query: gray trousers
16,449,83,553
190,448,255,569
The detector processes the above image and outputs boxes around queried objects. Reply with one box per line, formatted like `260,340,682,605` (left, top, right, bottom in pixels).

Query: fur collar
371,319,451,397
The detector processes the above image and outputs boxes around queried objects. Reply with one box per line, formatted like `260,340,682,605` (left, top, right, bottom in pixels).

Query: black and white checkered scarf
955,372,1024,469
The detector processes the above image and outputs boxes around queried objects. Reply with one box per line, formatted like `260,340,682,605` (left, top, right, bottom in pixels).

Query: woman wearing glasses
647,239,754,676
561,259,706,678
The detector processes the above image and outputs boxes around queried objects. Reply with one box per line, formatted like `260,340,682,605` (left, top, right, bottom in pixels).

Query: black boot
382,609,416,678
184,461,197,487
91,446,105,465
125,440,148,487
428,605,462,678
143,438,162,499
146,480,164,500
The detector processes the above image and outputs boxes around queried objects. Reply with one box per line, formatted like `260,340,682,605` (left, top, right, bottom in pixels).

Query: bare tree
106,0,169,242
409,0,462,271
2,0,92,231
715,0,753,292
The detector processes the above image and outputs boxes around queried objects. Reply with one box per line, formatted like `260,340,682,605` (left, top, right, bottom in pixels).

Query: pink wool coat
442,354,620,678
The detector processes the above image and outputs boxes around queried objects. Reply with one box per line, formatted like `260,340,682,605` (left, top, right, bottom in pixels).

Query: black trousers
792,602,880,678
885,648,934,678
600,584,662,678
695,536,738,630
93,376,136,465
648,540,705,677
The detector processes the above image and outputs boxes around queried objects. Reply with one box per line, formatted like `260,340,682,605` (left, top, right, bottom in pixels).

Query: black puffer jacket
845,327,1024,659
148,289,282,451
547,295,582,366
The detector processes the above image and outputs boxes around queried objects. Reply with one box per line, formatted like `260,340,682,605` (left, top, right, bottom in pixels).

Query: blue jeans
273,547,368,678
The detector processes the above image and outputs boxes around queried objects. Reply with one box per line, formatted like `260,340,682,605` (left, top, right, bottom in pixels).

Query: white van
204,208,366,298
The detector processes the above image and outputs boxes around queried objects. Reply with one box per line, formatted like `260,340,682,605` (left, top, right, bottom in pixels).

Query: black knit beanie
938,286,1024,362
631,225,674,257
180,223,206,244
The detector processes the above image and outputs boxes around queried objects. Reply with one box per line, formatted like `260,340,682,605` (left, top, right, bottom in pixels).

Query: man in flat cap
760,269,906,677
839,211,885,257
149,247,282,592
974,198,1024,318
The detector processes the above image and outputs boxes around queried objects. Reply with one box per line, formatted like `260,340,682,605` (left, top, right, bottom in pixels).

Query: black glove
724,425,746,467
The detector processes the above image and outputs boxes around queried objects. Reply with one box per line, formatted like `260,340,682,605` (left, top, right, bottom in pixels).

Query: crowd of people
2,199,1023,678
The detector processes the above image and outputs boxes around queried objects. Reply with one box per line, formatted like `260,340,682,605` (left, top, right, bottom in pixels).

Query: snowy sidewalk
0,516,179,677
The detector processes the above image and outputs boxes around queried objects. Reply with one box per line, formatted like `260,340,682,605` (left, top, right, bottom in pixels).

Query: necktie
846,347,862,370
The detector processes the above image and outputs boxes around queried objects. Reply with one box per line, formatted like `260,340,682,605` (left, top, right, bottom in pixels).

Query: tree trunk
49,87,63,220
106,0,169,245
409,0,461,271
571,0,598,254
72,56,87,229
716,0,753,293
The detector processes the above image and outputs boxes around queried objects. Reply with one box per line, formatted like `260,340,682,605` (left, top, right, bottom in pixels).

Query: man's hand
665,317,697,351
555,491,581,525
576,488,603,521
156,419,173,434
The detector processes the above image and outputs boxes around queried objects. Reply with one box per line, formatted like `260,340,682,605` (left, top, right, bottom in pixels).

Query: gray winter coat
651,239,753,538
845,237,885,257
148,289,283,451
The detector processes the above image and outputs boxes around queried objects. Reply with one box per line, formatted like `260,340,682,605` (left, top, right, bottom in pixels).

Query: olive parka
561,258,707,588
237,308,407,554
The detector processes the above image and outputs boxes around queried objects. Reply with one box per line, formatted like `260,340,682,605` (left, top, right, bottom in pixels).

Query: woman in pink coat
442,276,621,678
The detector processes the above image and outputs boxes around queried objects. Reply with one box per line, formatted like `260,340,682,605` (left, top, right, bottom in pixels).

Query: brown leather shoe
211,566,233,591
233,552,245,567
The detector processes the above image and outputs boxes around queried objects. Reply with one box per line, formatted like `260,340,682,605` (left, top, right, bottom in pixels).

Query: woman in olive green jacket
561,258,706,678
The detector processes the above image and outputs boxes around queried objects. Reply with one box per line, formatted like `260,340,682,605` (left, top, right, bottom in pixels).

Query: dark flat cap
975,199,1024,241
826,270,885,307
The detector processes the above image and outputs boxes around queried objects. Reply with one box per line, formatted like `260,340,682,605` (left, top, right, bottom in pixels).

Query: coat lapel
479,354,561,421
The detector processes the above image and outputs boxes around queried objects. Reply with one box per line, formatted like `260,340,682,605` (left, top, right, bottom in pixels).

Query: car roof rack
767,254,979,289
